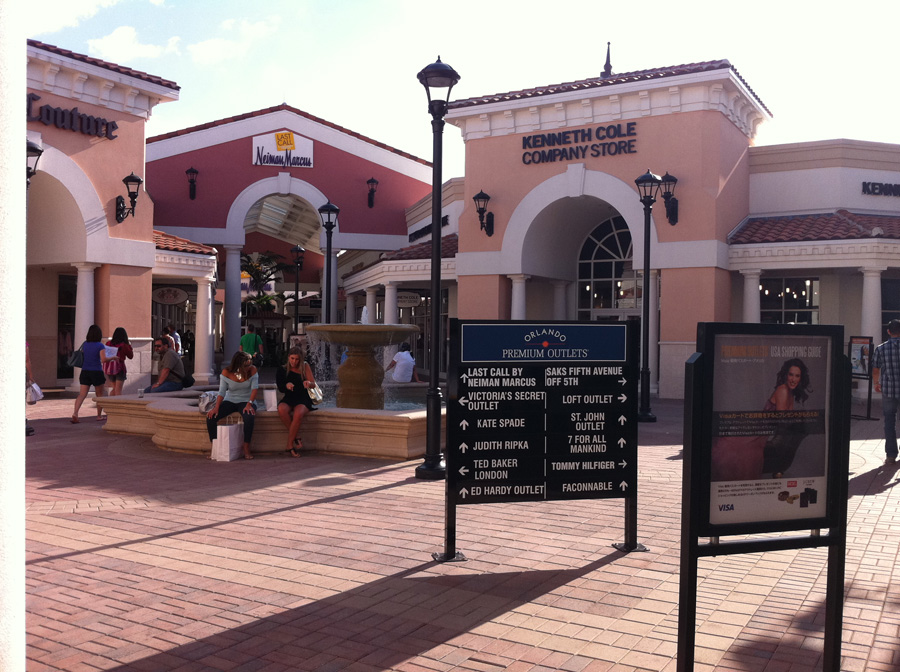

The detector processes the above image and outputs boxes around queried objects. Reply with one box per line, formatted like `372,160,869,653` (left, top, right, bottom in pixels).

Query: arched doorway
576,215,641,323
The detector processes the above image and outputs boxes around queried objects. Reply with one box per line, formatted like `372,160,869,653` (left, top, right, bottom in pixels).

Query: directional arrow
618,437,627,448
459,487,469,499
459,419,469,430
461,373,470,383
619,377,627,386
618,459,628,468
459,442,469,453
619,481,628,491
459,466,469,476
618,415,627,426
618,393,627,403
459,397,469,407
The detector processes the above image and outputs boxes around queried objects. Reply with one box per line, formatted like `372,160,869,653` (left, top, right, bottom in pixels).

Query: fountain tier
306,324,420,410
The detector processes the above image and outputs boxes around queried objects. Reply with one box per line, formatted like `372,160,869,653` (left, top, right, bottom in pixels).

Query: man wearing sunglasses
144,336,185,393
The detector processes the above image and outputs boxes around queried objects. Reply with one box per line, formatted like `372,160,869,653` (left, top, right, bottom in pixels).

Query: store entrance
577,215,641,323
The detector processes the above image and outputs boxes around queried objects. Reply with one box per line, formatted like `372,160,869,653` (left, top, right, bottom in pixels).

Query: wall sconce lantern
26,139,43,186
186,166,199,200
115,172,143,222
366,177,378,208
660,172,678,225
472,189,494,236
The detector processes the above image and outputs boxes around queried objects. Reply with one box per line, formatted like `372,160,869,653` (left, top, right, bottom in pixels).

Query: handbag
26,381,43,405
198,391,218,413
307,383,324,405
67,343,84,368
102,358,123,376
181,372,195,388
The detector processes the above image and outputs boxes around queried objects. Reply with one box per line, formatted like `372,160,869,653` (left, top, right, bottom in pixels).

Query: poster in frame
696,323,844,537
848,336,873,378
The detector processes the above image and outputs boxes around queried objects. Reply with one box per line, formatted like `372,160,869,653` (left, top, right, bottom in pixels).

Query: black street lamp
26,139,43,187
291,244,305,334
317,201,339,325
634,169,663,422
416,56,460,480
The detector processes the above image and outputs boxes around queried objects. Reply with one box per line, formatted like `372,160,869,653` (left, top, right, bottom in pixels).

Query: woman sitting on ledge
277,345,317,457
205,351,259,460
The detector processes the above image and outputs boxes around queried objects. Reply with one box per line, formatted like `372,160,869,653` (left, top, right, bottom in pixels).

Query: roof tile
28,39,179,90
730,210,900,244
153,230,216,255
381,234,458,261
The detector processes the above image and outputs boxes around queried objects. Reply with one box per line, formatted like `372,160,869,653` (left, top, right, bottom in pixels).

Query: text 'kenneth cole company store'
25,39,900,400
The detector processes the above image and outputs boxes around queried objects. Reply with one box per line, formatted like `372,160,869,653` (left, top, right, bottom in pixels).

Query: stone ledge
96,388,444,460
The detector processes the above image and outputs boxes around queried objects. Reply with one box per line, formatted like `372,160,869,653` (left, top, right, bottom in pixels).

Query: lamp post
317,201,339,325
634,169,664,422
26,139,43,187
416,56,460,480
290,244,305,334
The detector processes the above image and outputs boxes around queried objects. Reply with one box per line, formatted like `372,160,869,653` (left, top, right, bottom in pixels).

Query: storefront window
760,277,819,324
577,216,637,321
57,275,77,379
882,278,900,340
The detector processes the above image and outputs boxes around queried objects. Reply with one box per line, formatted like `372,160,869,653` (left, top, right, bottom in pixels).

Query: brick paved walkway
25,395,899,671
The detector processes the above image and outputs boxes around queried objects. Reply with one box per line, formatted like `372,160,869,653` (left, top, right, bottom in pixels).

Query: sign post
436,320,642,562
678,323,850,672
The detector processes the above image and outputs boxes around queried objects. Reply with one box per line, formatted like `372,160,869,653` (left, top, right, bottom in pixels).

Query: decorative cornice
729,239,900,271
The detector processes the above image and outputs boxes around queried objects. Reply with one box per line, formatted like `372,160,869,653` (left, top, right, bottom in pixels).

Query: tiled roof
729,210,900,244
28,39,179,91
146,103,430,166
449,60,770,116
154,230,216,255
381,234,458,261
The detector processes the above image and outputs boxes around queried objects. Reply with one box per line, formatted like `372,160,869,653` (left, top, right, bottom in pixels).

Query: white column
861,267,885,343
193,276,215,384
71,262,100,390
552,281,568,320
741,269,761,323
223,244,243,357
384,282,399,324
366,287,378,324
648,270,659,394
508,274,531,320
1,11,26,665
345,293,357,324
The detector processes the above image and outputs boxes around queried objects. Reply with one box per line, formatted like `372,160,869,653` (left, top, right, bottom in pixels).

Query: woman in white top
205,351,259,460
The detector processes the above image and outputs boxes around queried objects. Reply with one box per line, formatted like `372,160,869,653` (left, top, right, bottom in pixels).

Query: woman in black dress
276,345,317,457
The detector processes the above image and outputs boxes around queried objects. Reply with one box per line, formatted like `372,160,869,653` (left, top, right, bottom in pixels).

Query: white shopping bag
263,388,279,411
211,423,243,461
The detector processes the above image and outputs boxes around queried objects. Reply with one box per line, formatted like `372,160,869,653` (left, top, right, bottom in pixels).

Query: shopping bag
26,382,43,404
263,388,279,411
67,344,84,368
211,423,243,461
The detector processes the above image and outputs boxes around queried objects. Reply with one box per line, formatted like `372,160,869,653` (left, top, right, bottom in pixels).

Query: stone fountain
306,323,419,409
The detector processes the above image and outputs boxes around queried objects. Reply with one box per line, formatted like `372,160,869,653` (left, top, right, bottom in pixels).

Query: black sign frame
436,319,643,561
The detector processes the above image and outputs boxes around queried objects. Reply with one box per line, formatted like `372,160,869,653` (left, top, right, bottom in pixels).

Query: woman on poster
711,358,812,481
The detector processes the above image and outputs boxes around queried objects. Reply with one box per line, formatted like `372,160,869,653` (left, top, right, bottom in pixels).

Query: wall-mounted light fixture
26,139,43,186
115,173,143,222
472,189,494,236
660,172,678,225
186,166,199,200
367,177,379,208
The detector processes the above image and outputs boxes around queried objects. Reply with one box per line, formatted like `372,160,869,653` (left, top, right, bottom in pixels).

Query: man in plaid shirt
872,319,900,464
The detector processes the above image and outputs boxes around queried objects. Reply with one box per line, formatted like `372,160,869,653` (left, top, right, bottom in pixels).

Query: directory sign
448,320,638,506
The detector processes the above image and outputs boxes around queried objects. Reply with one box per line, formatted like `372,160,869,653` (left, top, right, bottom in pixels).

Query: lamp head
367,177,378,208
634,169,662,202
417,56,460,116
318,200,340,230
26,139,43,182
291,244,305,269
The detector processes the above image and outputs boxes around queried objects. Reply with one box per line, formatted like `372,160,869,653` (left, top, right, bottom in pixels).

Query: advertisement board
696,323,844,536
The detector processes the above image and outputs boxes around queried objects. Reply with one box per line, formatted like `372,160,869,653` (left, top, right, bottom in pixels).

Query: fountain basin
307,323,419,410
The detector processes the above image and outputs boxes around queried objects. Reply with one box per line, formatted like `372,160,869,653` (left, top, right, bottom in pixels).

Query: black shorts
79,369,106,388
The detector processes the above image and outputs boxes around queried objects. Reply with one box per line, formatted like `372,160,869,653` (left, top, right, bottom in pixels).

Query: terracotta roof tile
28,39,179,91
449,60,770,116
154,230,216,255
381,234,458,261
729,210,900,244
147,103,430,166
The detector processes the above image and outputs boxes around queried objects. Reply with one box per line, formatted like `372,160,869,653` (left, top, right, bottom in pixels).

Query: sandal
288,448,301,458
70,415,80,424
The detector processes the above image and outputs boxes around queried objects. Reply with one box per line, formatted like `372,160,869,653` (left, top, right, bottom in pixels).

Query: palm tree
240,251,291,315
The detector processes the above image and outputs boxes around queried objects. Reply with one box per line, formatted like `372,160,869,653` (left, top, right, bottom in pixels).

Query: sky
23,0,900,180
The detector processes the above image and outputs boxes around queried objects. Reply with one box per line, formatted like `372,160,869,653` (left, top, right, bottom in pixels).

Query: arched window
577,216,640,321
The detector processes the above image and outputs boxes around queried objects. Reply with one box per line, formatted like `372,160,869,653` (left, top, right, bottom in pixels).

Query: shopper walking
873,318,900,464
